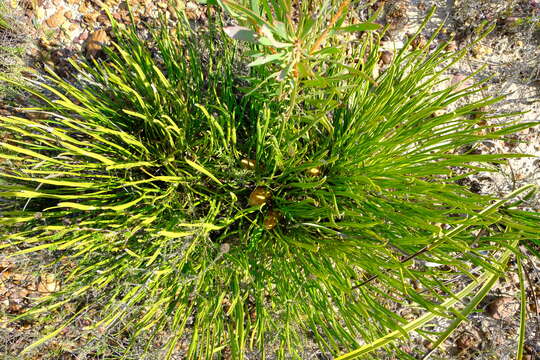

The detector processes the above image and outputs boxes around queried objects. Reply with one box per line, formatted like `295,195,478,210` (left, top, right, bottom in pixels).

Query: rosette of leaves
219,0,381,82
1,1,539,359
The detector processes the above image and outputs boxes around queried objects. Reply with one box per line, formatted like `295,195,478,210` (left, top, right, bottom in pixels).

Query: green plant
0,0,30,99
1,1,539,359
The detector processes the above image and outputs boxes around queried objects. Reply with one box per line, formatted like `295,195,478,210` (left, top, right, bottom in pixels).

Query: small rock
445,40,457,52
37,274,61,293
118,1,129,11
410,34,426,50
471,44,492,59
486,296,518,320
78,3,88,13
46,8,65,28
456,331,479,352
34,6,46,19
449,74,471,92
85,29,109,57
77,30,89,43
380,50,392,65
83,12,99,24
97,14,110,24
220,243,230,254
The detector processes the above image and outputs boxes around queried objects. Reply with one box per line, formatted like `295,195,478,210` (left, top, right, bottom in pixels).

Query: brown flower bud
248,187,271,206
240,158,256,170
306,167,321,176
264,210,280,230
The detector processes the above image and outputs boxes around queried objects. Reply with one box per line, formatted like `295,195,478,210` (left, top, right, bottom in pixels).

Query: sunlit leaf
223,25,258,42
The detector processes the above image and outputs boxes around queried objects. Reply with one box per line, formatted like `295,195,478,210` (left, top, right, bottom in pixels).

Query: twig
309,0,350,55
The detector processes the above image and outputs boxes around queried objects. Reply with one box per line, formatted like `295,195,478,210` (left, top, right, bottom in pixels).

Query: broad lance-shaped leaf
223,26,258,43
258,36,292,48
248,53,285,67
258,24,292,48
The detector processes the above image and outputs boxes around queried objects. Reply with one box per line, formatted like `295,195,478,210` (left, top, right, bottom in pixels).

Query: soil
1,0,539,359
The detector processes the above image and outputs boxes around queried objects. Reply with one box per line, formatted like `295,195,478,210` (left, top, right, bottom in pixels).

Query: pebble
118,1,129,11
380,50,393,65
46,8,65,28
185,1,199,20
410,34,426,49
78,3,88,13
445,40,457,52
450,74,471,91
83,12,98,24
167,5,178,20
34,6,45,19
486,296,518,320
97,14,110,25
472,44,493,59
85,29,109,57
77,30,89,42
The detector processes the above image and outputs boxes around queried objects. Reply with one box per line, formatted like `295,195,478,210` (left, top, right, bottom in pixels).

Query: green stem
278,78,299,144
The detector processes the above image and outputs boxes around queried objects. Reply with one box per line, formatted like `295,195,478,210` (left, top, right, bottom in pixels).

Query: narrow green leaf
185,158,223,186
335,23,381,32
516,256,526,360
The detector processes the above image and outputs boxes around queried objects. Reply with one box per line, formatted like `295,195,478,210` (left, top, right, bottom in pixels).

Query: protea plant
1,1,538,359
